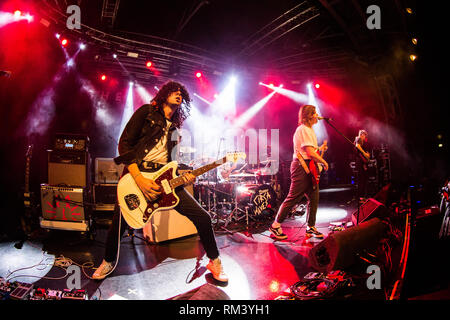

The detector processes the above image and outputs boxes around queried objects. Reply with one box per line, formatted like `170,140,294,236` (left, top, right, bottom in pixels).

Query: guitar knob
147,208,152,213
154,203,159,208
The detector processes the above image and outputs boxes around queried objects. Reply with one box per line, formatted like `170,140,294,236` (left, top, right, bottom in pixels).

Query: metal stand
321,118,363,224
124,227,149,244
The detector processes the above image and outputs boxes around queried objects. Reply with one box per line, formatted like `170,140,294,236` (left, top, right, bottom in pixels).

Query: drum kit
189,155,281,231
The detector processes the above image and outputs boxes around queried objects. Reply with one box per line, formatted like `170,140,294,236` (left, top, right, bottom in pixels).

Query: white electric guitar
117,152,246,229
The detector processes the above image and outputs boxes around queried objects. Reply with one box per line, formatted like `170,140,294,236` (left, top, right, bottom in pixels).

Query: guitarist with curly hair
93,81,228,282
269,104,328,240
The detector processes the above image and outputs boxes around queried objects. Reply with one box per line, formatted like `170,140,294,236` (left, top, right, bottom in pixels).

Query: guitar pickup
160,179,172,194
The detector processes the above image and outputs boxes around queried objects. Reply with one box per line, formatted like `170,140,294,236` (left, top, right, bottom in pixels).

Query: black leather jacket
113,104,179,167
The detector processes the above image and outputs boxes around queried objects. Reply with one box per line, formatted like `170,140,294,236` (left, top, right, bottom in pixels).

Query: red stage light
14,10,21,18
315,83,320,89
61,38,68,47
146,61,152,68
195,72,202,78
100,74,106,81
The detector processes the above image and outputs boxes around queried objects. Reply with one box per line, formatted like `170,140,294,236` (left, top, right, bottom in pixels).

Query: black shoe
269,226,288,240
306,226,324,239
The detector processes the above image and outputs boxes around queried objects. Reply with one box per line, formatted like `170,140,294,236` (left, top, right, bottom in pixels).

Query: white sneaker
206,258,228,283
92,259,114,280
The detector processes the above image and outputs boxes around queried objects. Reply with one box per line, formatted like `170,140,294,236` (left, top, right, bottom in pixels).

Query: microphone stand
321,118,362,225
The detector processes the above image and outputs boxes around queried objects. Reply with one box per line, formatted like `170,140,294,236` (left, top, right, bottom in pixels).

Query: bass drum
250,184,277,219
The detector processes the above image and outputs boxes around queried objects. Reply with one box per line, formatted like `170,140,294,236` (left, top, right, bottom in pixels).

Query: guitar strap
295,148,311,174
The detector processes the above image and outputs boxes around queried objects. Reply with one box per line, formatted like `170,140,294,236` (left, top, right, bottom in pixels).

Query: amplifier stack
41,133,91,232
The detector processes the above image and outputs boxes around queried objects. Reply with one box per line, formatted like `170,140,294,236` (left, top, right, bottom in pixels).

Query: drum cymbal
179,146,196,153
246,169,273,175
259,159,277,164
229,172,255,178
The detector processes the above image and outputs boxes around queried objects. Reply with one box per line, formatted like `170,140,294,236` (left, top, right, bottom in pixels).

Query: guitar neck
170,156,227,189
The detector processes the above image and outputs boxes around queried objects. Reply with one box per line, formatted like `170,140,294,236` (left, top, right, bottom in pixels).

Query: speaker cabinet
48,150,90,187
351,198,387,225
143,209,197,243
40,184,89,231
95,158,124,184
308,218,388,273
93,183,116,211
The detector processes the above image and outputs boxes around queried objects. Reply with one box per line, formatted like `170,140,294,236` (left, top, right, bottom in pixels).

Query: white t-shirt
143,120,172,164
293,124,318,160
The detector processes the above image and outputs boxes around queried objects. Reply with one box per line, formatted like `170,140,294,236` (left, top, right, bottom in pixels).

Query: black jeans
356,162,369,199
274,158,319,227
104,170,219,263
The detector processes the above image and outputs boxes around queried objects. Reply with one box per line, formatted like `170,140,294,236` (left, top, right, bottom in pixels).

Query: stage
0,186,370,300
1,0,449,305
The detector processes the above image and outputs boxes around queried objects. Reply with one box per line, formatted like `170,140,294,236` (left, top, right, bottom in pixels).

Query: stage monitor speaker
308,218,388,273
40,184,89,231
48,150,90,187
351,198,387,225
169,284,230,300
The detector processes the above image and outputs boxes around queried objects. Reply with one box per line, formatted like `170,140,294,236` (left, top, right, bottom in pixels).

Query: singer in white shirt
269,105,328,240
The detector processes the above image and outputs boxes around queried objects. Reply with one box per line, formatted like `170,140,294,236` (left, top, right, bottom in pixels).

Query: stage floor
3,185,445,301
1,186,367,300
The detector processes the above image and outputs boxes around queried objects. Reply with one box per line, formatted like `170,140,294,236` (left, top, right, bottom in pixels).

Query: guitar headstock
26,144,33,159
226,152,246,163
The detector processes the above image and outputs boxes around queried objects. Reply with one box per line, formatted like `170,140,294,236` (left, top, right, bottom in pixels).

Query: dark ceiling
37,0,418,85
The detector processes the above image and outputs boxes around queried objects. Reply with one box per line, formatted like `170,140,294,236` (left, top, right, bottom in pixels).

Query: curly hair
150,80,191,128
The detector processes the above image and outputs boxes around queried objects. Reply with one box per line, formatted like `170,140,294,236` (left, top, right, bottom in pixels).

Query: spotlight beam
117,83,135,154
234,91,277,128
193,93,212,105
265,85,308,104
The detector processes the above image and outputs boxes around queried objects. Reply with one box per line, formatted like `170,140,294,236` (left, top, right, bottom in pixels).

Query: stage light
79,43,86,50
55,33,60,39
14,10,21,18
112,53,117,59
117,81,135,154
406,8,413,14
100,74,106,81
146,61,152,68
411,38,418,45
315,83,320,89
269,83,274,88
61,38,68,47
195,72,202,78
24,13,33,22
409,54,417,61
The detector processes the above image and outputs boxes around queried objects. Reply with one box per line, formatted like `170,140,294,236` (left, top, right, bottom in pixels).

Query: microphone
318,116,332,121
